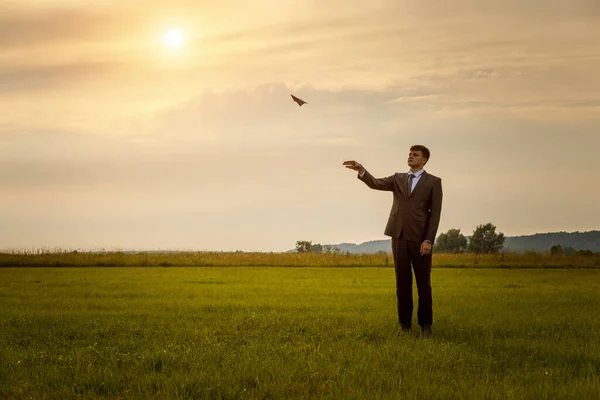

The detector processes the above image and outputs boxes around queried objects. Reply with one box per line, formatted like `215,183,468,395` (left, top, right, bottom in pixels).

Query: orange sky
1,0,599,251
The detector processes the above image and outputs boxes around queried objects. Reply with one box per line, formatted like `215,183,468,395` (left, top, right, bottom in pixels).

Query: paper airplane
291,94,307,106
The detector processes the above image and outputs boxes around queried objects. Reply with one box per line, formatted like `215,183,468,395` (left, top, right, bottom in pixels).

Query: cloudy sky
2,0,599,252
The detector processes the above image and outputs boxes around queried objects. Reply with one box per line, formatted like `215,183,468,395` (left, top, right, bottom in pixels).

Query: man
343,145,443,334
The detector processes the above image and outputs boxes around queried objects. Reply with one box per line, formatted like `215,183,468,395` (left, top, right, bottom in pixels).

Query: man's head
407,145,430,170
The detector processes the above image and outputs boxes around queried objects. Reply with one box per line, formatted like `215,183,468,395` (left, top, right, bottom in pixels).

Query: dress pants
391,233,433,330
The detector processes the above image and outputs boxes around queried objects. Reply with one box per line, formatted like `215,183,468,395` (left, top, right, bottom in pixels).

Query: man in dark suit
343,145,443,334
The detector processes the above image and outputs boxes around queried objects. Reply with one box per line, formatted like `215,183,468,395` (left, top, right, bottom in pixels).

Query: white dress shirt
407,168,425,192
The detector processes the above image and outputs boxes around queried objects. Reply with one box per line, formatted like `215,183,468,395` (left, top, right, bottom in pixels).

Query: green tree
468,223,505,254
295,240,313,253
434,229,468,253
312,243,323,253
296,242,326,253
550,244,563,255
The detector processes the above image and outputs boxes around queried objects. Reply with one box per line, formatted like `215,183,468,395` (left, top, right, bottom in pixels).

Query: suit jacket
358,169,443,244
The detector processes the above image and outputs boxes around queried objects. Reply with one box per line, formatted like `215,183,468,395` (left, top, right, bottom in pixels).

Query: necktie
407,174,415,194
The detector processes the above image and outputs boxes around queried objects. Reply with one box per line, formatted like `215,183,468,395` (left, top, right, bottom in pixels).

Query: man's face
407,150,427,169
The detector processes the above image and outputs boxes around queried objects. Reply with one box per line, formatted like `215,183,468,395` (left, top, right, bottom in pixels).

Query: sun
162,28,185,50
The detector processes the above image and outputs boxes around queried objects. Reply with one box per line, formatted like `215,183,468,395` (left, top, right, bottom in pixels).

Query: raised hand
342,160,364,173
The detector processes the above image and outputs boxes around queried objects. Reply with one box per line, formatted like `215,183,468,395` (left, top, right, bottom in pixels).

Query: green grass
1,267,599,399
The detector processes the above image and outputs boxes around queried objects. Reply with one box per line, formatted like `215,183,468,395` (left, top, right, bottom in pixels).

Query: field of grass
1,250,599,269
1,266,599,399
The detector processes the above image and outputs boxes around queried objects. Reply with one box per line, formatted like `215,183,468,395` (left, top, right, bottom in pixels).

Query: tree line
434,223,504,254
296,222,598,255
296,223,506,254
434,224,596,256
294,241,348,254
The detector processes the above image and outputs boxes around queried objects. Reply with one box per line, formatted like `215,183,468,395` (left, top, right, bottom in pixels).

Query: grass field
1,250,599,269
1,266,599,399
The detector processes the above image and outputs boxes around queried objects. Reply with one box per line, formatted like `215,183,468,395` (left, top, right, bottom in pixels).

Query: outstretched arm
343,160,394,191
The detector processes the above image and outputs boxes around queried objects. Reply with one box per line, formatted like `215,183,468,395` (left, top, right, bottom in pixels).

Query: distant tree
468,223,505,254
550,244,563,255
295,240,313,253
576,249,594,257
324,245,344,254
312,243,323,253
563,246,576,256
434,229,468,253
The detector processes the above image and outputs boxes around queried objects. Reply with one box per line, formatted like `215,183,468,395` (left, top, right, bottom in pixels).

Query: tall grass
0,249,599,268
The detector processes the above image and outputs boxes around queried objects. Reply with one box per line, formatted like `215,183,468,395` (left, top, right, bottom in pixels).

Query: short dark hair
410,145,430,163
